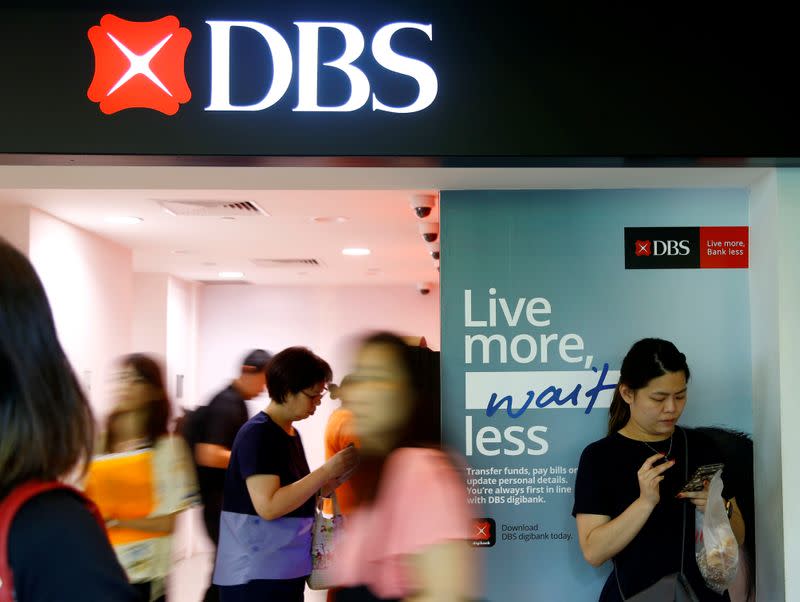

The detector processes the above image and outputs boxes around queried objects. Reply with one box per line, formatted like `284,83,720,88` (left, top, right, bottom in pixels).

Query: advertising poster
440,189,753,600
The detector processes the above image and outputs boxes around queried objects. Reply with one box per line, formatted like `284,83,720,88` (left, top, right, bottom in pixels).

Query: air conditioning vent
250,258,323,268
156,199,270,217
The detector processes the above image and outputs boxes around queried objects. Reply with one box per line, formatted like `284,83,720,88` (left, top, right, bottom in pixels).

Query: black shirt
196,385,249,507
573,427,733,602
8,490,138,602
223,412,315,518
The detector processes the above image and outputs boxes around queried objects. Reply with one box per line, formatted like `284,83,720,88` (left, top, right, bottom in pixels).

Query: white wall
197,284,441,470
749,169,800,602
167,276,201,411
749,172,785,601
27,208,133,418
775,170,800,602
132,273,169,358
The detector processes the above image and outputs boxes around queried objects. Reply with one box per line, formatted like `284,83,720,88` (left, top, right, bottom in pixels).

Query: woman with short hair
213,346,359,602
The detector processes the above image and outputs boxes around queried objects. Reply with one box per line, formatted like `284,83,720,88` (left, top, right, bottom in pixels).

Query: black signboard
1,2,798,162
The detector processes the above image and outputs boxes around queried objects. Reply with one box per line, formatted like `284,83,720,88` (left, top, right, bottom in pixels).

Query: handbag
614,428,700,602
307,491,344,590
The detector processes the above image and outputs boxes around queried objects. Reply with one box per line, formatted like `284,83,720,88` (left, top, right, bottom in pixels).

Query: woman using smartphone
573,338,745,601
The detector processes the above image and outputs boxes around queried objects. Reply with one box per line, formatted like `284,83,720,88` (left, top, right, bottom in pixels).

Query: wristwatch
725,499,733,519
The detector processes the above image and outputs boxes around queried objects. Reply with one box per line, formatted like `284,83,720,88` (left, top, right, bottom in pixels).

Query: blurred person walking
212,346,358,602
0,237,138,602
330,332,479,602
85,354,198,602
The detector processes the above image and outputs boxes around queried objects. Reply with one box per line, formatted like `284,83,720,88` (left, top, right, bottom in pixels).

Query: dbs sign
87,15,192,115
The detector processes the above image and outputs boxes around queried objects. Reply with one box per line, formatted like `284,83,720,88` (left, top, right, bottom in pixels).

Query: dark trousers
219,577,305,602
203,499,222,602
204,583,220,602
333,587,399,602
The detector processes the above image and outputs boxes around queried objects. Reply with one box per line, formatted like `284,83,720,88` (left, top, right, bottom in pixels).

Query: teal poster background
440,189,752,601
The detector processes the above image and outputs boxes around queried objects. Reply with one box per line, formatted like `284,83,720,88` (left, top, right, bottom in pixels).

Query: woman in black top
572,338,745,601
0,237,137,602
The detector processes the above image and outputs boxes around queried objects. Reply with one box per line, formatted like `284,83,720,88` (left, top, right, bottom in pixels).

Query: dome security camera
416,281,433,295
410,194,436,219
418,221,439,243
425,239,440,260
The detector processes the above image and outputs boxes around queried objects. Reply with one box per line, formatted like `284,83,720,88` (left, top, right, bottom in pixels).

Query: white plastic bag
694,470,738,594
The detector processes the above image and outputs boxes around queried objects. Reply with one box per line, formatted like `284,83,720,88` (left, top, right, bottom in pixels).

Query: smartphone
679,463,724,493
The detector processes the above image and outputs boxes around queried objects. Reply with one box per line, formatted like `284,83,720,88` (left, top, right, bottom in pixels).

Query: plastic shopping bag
694,470,738,594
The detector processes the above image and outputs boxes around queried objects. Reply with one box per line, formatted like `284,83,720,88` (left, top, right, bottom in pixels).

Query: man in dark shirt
193,348,272,602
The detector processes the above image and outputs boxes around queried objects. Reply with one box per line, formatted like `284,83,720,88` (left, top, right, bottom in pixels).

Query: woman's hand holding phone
676,463,723,511
637,453,676,508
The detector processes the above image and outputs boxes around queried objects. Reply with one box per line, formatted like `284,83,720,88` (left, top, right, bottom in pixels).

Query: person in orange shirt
324,376,362,516
86,354,198,602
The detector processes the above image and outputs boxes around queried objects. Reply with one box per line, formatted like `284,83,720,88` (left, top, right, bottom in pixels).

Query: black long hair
104,353,171,452
354,332,441,502
608,338,690,434
362,331,441,449
0,238,95,498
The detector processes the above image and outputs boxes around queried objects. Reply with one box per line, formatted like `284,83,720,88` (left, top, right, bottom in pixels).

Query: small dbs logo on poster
635,240,652,256
87,14,192,115
470,518,496,547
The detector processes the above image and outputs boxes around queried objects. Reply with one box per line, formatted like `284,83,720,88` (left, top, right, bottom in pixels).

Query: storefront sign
624,227,749,269
2,3,799,159
87,14,437,116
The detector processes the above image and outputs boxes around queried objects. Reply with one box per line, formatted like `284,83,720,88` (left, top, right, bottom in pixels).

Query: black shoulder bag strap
614,426,688,600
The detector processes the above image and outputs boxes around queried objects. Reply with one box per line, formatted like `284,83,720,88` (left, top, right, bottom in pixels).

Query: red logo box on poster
699,226,749,269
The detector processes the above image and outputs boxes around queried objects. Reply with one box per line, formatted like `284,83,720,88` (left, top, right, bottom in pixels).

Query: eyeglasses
300,387,327,401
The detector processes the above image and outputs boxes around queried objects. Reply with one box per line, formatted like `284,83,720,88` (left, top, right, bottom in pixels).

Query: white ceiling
0,165,770,286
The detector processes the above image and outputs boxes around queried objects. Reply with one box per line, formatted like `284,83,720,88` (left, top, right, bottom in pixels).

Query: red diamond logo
87,14,192,115
635,240,652,256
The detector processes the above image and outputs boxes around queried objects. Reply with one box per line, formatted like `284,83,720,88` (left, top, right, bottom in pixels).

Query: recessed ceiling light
312,216,350,224
172,250,193,255
104,216,143,225
218,271,244,279
221,216,236,221
342,247,370,256
202,261,217,267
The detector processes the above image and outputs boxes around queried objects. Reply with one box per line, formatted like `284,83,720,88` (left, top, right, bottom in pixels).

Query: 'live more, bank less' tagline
625,226,748,269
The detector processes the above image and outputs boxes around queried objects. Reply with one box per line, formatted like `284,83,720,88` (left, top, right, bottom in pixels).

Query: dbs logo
635,240,651,256
87,14,192,115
